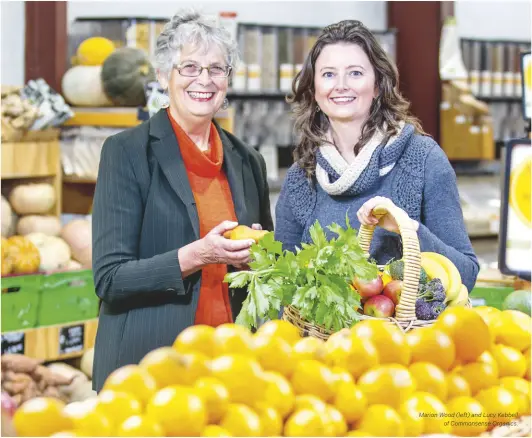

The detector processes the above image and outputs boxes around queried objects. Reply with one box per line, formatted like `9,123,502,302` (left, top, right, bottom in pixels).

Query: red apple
352,275,384,299
383,280,403,306
363,295,395,317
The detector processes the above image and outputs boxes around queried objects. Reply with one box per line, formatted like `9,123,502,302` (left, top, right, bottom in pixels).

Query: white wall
1,0,25,86
66,1,387,30
455,0,531,41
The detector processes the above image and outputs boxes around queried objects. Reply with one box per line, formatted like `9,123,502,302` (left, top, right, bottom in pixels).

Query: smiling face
165,43,229,124
314,43,378,123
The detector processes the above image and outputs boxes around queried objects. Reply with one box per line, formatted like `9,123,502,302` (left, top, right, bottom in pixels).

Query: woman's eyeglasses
175,63,232,78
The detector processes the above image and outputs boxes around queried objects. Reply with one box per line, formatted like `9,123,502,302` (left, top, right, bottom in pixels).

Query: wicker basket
282,202,470,339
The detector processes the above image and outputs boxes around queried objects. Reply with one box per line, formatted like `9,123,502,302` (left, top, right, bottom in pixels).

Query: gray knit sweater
274,130,480,292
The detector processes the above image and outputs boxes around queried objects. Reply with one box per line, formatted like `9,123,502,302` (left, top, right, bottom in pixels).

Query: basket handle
358,202,420,322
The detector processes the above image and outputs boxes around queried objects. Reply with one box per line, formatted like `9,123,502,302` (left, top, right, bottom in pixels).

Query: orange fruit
324,405,348,437
353,404,404,437
473,306,502,343
318,329,379,379
200,425,232,437
213,323,255,356
254,404,283,437
333,380,367,424
95,390,142,429
210,354,266,405
406,327,456,371
284,409,326,437
292,337,325,362
173,324,216,357
13,397,73,437
63,399,113,437
409,362,448,401
434,307,491,363
446,396,488,436
454,361,499,395
102,365,157,406
290,359,336,402
397,404,424,437
357,364,416,409
255,320,302,345
475,386,519,426
496,310,531,352
194,377,230,424
351,320,410,365
219,403,262,437
139,347,209,388
260,371,295,419
146,385,207,436
403,392,451,435
491,344,527,377
446,373,471,398
116,415,164,436
253,333,295,377
524,348,531,380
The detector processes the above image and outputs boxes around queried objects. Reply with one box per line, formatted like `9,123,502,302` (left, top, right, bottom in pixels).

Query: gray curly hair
154,8,240,78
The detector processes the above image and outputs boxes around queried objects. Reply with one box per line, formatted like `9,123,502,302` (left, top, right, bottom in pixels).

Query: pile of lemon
12,306,532,437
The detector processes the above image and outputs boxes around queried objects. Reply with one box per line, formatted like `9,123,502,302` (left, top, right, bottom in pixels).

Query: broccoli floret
416,299,433,320
418,278,446,302
431,301,447,318
388,260,429,283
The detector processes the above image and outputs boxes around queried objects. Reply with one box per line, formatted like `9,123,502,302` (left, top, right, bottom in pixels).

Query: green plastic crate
1,274,43,332
37,270,99,326
469,286,515,310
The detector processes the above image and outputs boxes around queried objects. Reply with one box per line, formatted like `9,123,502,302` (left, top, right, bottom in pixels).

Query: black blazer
91,109,273,392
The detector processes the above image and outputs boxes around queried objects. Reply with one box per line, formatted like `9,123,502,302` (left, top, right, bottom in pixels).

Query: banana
421,252,462,302
420,254,450,292
448,284,469,307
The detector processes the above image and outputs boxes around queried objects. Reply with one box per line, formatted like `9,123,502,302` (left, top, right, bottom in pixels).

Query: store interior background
1,0,531,270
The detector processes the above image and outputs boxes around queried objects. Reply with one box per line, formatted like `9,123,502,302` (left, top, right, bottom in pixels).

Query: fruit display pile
9,306,532,437
358,252,469,320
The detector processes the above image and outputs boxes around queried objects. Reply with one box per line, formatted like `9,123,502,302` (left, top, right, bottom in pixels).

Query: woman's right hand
197,221,255,267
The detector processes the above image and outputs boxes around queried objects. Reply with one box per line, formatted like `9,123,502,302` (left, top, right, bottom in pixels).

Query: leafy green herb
224,215,379,331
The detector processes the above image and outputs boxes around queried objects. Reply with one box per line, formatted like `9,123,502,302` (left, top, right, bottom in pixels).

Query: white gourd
17,215,62,236
61,65,113,107
61,219,92,267
1,196,14,237
25,232,71,271
9,183,56,215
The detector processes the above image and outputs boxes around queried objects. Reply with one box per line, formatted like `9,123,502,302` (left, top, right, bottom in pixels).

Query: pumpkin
1,237,13,276
62,65,113,107
5,235,41,275
25,232,72,272
101,47,155,107
9,183,56,215
76,37,116,66
60,219,92,268
17,215,62,236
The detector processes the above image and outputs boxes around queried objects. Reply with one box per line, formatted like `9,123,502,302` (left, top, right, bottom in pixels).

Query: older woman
91,10,273,391
275,20,479,291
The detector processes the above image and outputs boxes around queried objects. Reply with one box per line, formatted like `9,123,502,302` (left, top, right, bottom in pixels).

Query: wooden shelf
1,319,98,361
63,175,97,184
63,107,142,128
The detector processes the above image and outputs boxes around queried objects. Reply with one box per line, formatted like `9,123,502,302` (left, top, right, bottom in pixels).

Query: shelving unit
1,319,98,361
1,129,63,217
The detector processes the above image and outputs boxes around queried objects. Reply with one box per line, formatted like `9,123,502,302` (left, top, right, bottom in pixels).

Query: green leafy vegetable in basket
224,215,379,331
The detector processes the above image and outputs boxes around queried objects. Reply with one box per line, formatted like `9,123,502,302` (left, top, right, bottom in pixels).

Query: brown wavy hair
288,20,426,177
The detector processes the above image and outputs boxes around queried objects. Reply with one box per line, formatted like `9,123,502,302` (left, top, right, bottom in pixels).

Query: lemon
509,156,531,228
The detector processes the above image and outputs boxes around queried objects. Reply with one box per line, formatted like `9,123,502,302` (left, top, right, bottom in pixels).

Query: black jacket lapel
149,110,200,239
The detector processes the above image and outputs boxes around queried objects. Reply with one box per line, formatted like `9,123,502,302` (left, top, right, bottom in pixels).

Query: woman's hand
357,196,419,234
198,221,255,267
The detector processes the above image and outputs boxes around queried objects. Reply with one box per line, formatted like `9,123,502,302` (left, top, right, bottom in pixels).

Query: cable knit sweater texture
274,124,480,292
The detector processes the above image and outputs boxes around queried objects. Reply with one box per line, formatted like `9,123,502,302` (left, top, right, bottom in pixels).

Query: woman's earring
315,105,321,113
221,98,229,110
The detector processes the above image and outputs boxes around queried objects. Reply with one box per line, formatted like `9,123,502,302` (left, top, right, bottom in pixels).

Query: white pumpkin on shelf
8,183,56,215
17,215,62,236
25,232,72,272
61,219,92,268
1,195,17,237
61,65,113,107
